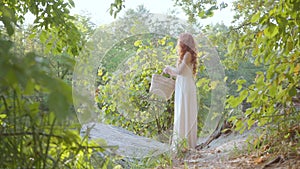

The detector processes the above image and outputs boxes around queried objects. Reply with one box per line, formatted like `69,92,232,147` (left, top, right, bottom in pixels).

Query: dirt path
166,129,300,169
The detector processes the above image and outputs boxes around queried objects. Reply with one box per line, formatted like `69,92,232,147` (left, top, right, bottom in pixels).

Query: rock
81,122,170,159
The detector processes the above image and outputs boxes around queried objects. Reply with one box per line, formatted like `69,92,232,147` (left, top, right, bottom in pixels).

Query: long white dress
166,52,198,150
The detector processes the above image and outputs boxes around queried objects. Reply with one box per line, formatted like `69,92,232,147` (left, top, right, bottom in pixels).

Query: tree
109,0,228,22
225,0,300,147
0,1,114,168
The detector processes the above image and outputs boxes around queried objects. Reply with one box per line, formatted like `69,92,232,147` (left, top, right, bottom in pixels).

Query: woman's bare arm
164,52,192,76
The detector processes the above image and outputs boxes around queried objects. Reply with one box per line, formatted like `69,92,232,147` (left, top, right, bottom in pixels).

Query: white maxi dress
166,52,198,150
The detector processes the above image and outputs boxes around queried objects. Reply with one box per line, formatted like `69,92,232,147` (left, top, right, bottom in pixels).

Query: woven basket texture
149,74,175,100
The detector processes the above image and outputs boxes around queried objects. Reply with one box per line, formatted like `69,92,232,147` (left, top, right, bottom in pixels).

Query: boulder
81,122,170,159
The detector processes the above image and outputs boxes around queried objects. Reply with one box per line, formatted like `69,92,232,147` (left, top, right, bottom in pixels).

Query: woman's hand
163,65,179,77
163,66,170,74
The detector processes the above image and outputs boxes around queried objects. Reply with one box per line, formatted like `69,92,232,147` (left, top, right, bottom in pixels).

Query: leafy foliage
190,0,300,151
1,0,299,167
109,0,228,22
93,6,220,142
225,0,300,136
96,34,177,141
107,0,300,157
173,0,228,22
0,0,115,168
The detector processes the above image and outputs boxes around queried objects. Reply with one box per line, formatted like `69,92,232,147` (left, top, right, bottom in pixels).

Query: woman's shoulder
184,51,192,56
183,52,192,62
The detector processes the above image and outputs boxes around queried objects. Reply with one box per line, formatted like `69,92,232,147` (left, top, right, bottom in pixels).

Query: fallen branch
196,120,232,150
262,155,284,169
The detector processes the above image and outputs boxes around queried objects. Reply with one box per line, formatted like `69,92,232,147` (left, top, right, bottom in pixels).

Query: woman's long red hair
177,34,197,76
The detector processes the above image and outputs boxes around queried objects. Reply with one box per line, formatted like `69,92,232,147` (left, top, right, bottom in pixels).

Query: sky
70,0,235,26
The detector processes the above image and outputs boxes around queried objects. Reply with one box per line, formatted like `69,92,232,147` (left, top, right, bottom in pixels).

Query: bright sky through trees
23,0,234,26
71,0,235,26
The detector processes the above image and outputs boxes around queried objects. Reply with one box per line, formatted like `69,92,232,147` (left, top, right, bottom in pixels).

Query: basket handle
161,72,175,79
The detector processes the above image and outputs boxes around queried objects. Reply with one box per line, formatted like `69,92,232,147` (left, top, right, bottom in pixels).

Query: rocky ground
81,122,300,169
167,129,300,169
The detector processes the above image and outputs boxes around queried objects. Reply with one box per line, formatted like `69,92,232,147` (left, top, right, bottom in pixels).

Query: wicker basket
149,74,175,100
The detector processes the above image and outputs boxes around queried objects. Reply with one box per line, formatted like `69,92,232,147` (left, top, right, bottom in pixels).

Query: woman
163,33,198,151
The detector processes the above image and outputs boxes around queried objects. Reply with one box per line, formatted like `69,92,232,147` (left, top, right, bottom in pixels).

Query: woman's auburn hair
177,41,198,76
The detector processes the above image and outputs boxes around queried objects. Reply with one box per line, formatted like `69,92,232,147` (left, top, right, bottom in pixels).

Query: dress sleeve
165,52,192,76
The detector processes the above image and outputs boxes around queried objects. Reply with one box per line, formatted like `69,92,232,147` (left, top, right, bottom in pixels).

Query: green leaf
269,85,277,97
48,92,70,119
2,17,14,36
258,117,268,126
68,0,75,7
227,41,236,54
236,79,247,92
28,102,40,117
224,76,228,82
247,118,255,129
284,133,290,139
245,108,253,117
239,90,248,101
24,79,35,95
39,30,48,43
289,87,297,97
228,115,237,122
134,40,142,47
237,84,243,92
0,114,7,119
251,11,260,23
229,97,241,108
266,64,275,79
264,24,279,38
235,120,243,131
256,74,265,89
1,6,16,35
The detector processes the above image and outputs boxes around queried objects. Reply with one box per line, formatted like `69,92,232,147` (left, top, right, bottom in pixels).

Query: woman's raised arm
163,52,192,76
